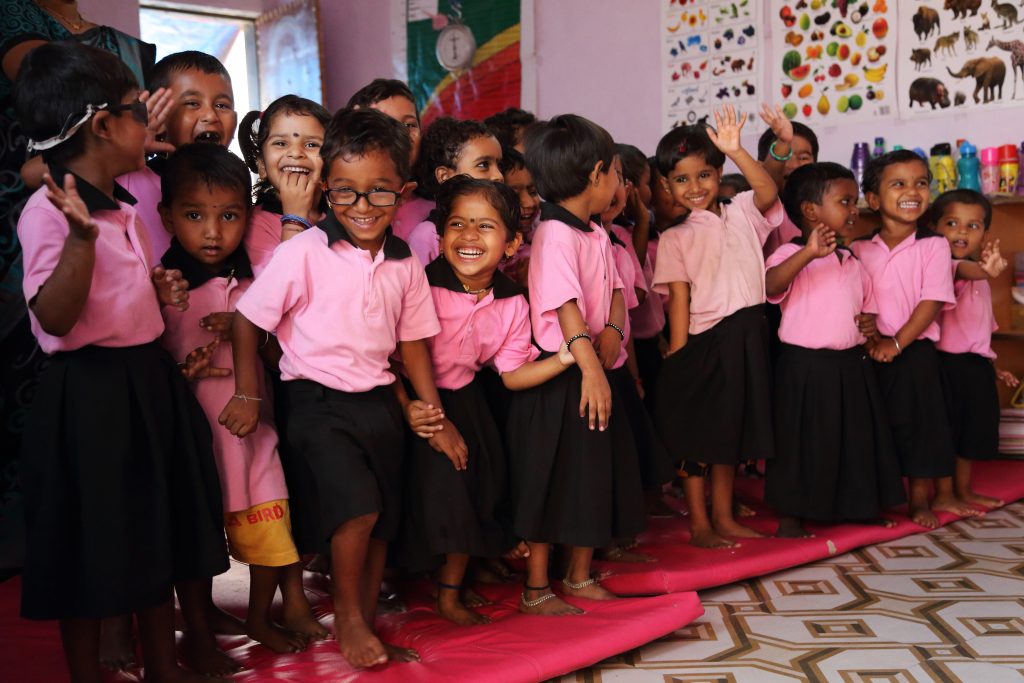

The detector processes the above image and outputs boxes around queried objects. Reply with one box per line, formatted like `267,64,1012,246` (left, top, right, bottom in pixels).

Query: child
652,105,783,549
158,144,327,653
765,162,905,536
347,78,428,238
507,114,646,615
484,106,537,152
852,150,970,528
406,117,504,265
931,189,1016,509
221,108,461,667
14,42,226,683
121,50,238,266
401,176,577,625
498,145,540,287
718,173,752,200
239,94,331,275
757,108,818,257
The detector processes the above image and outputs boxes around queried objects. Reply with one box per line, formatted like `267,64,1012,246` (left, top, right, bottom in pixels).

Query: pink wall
316,0,393,110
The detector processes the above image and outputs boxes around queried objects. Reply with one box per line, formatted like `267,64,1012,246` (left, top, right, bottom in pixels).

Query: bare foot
910,506,940,529
776,518,814,538
561,579,617,601
932,495,985,518
503,542,530,561
733,501,757,518
206,604,246,636
714,518,764,539
437,597,491,626
336,618,388,668
959,490,1004,510
463,586,490,608
282,609,330,641
600,546,657,563
862,517,898,529
246,619,308,653
689,527,737,549
384,643,420,662
180,634,242,677
99,615,137,671
519,590,583,616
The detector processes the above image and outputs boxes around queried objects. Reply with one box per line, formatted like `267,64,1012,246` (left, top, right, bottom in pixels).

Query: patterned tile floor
562,502,1024,683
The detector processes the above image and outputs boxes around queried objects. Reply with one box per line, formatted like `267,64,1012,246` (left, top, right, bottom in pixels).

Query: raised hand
139,88,175,155
759,103,794,144
805,224,837,259
980,239,1008,278
43,173,98,242
180,338,231,381
706,104,748,157
279,170,320,219
152,265,189,311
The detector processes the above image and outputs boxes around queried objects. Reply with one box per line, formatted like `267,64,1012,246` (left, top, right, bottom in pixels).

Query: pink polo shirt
424,258,540,390
529,203,627,369
611,225,648,303
766,243,876,350
159,263,288,512
408,216,441,266
937,260,997,359
652,190,784,335
244,205,285,278
762,212,801,259
18,174,164,354
850,229,955,343
393,195,435,241
118,166,167,269
235,216,440,392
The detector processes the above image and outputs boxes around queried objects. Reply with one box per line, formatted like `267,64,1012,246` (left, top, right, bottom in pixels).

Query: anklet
436,581,461,591
562,577,596,591
520,585,557,608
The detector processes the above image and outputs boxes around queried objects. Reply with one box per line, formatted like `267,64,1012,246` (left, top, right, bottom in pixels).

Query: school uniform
506,203,645,548
764,242,904,521
17,172,227,619
393,194,435,242
498,213,537,282
851,228,957,478
651,191,781,474
160,240,298,567
235,212,439,552
118,165,167,268
244,205,287,277
614,224,665,412
408,209,442,266
937,262,1000,460
401,258,537,571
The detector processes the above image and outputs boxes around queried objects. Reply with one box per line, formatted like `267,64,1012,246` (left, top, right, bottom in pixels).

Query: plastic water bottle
851,142,870,190
929,143,956,197
873,137,885,158
981,147,1000,195
957,142,981,192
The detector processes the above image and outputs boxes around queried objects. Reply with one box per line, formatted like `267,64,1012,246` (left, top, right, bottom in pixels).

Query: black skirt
399,376,512,572
766,344,905,522
506,365,646,548
607,365,674,489
654,304,774,470
633,334,664,413
20,343,228,620
873,340,956,478
283,381,405,553
939,351,1000,461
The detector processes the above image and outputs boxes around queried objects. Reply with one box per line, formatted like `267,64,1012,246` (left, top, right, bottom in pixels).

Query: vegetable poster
897,0,1024,119
769,0,897,124
661,0,766,132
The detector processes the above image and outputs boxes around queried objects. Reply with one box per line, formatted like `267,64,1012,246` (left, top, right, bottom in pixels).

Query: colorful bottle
957,142,981,192
873,137,885,158
929,143,956,197
851,142,870,191
981,147,1000,195
998,144,1019,195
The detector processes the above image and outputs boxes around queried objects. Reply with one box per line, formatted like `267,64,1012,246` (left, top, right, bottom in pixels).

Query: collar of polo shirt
317,212,412,260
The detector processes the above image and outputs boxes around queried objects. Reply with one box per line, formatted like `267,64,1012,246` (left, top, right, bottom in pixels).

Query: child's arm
219,312,264,436
870,301,944,362
391,373,445,438
400,339,469,470
557,300,612,431
955,240,1007,280
757,104,794,192
501,343,575,390
707,105,778,214
595,289,627,369
180,338,231,381
666,281,690,354
765,226,836,297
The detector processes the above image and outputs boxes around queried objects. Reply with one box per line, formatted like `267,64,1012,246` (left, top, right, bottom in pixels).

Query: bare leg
932,475,984,517
246,565,307,653
685,475,735,548
280,563,329,639
99,614,136,671
436,553,490,625
908,478,939,528
137,598,224,683
518,542,581,616
330,513,388,668
710,464,763,539
175,579,241,676
562,546,616,600
954,457,1004,509
59,617,102,683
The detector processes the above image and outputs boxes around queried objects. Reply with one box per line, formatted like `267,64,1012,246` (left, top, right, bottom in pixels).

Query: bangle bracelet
233,393,262,402
605,322,625,341
892,337,902,354
280,214,313,230
566,331,592,349
769,139,794,162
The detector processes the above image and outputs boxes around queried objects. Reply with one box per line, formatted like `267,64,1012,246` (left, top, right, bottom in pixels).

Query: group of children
12,39,1014,681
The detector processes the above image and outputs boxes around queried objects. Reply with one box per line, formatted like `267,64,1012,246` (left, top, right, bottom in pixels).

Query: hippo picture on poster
908,76,952,107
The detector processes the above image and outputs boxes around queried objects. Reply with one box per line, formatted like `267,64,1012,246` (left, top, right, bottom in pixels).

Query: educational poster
769,0,897,124
404,0,521,126
660,0,765,132
897,0,1024,118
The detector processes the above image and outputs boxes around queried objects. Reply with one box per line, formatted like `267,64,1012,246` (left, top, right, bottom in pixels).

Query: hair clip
677,141,688,155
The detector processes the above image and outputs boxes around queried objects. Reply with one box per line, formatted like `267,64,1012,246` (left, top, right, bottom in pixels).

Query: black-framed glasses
326,188,401,207
107,101,149,125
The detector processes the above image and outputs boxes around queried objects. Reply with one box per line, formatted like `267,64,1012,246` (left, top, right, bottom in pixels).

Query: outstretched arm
707,105,778,214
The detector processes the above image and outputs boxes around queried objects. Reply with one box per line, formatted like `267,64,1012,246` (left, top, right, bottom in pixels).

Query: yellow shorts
224,499,299,567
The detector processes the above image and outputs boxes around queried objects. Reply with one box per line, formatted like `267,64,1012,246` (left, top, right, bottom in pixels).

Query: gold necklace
38,1,86,31
462,282,492,295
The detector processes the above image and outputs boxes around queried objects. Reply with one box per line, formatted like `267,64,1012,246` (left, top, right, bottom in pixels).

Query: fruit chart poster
897,0,1024,119
769,0,897,124
661,0,766,132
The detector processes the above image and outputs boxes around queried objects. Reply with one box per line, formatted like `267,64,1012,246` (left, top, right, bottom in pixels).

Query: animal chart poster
661,0,765,132
897,0,1024,118
769,0,897,124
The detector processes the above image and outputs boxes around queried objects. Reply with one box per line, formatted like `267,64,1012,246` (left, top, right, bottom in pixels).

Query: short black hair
780,162,856,228
862,149,930,196
928,188,993,230
435,175,520,241
757,122,819,162
524,114,616,203
148,50,231,92
346,78,418,115
321,107,411,183
414,116,494,199
484,107,537,149
499,145,527,175
655,125,725,177
160,143,252,208
238,94,331,205
616,143,648,187
720,173,752,194
15,41,140,166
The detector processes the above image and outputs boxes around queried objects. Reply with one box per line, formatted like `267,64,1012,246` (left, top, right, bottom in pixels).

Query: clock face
436,23,476,71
